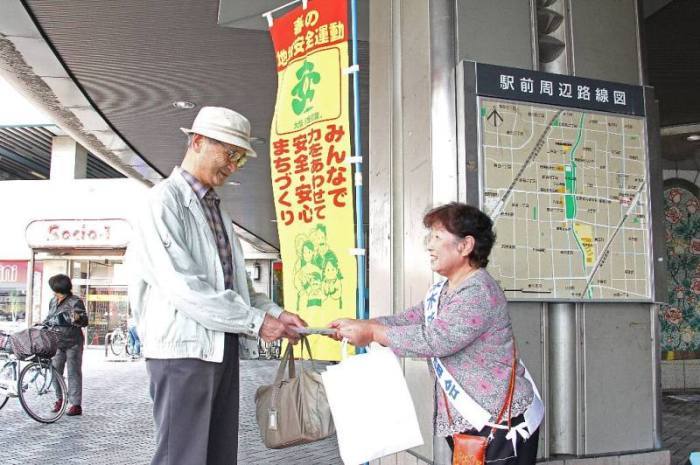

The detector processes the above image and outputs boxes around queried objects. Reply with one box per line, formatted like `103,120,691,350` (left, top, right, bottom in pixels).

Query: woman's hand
328,319,376,347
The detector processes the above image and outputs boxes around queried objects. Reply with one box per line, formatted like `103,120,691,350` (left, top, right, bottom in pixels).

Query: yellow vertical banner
268,0,356,360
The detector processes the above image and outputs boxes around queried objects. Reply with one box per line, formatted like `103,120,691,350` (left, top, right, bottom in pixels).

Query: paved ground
0,347,340,465
0,347,698,465
662,392,700,465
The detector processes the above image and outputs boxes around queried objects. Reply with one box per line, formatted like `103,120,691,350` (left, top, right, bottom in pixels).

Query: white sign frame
25,219,133,249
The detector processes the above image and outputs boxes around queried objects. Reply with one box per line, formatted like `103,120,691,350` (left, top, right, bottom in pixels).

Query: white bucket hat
180,106,258,158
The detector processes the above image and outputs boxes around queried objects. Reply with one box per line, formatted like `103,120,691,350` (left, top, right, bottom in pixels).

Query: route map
480,98,651,300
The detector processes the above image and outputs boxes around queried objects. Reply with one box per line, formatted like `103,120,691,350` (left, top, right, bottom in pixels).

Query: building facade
368,1,670,463
1,1,693,464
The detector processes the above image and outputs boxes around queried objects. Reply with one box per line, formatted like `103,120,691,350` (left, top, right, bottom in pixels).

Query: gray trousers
52,337,84,406
147,334,240,465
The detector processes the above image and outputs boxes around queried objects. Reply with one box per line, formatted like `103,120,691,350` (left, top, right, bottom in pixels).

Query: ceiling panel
644,0,700,168
645,0,700,127
25,0,282,246
24,0,370,249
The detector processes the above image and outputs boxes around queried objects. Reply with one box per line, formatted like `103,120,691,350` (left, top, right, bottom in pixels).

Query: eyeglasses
207,137,248,168
222,145,248,168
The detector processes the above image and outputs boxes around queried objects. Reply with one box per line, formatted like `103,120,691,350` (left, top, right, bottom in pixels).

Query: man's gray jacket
126,168,282,362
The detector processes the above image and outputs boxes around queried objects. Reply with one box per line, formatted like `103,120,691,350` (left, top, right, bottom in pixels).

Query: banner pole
350,0,366,326
350,2,368,463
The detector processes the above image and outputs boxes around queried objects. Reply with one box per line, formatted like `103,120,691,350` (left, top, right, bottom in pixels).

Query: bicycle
109,326,130,357
0,335,67,423
107,326,140,358
258,338,282,360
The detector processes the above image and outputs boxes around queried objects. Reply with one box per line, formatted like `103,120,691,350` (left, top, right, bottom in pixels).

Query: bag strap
298,336,318,372
274,343,296,384
498,342,518,430
273,335,319,384
442,340,518,436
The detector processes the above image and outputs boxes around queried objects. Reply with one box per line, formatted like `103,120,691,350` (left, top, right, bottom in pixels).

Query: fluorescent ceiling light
172,101,196,110
29,171,48,179
687,134,700,142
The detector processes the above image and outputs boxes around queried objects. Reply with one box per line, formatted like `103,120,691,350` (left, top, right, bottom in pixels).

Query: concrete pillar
50,135,87,180
370,0,452,463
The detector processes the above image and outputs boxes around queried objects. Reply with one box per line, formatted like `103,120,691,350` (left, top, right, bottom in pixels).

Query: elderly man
127,107,305,465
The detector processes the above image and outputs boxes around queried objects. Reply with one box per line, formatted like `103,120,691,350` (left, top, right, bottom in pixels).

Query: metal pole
430,1,457,462
651,305,662,449
350,0,366,325
430,0,458,207
350,2,367,463
548,302,578,455
25,251,35,328
350,9,368,465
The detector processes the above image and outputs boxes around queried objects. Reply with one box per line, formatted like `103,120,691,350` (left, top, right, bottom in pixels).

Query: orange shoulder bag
443,343,517,465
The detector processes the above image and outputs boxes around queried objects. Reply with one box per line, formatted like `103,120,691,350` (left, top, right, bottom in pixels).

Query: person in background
127,106,306,465
44,273,88,417
330,202,542,465
127,312,141,358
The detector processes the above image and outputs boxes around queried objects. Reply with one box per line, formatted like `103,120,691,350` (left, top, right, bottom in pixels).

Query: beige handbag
254,336,335,448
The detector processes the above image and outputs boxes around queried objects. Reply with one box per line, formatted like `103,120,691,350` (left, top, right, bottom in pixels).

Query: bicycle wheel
110,331,126,356
18,361,67,423
0,360,16,410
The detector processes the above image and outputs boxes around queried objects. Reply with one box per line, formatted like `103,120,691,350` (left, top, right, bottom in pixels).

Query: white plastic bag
321,341,423,465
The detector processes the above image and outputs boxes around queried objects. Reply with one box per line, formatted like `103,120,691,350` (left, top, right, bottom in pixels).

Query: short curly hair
423,202,496,268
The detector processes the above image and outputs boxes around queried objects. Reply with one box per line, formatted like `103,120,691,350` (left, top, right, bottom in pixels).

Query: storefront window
0,289,26,331
71,258,128,346
85,286,129,345
0,260,41,332
35,252,127,346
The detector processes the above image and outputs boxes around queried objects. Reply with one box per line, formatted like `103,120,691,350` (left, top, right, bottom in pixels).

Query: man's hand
279,311,307,329
279,311,307,344
259,314,287,343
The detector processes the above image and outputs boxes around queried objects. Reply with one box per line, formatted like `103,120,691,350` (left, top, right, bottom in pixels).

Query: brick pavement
1,347,697,465
0,347,340,465
662,392,700,465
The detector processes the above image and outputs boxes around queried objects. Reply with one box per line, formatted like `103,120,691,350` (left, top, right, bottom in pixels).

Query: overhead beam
0,145,49,176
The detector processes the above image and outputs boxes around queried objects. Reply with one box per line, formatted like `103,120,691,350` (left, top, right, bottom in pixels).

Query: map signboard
475,65,652,301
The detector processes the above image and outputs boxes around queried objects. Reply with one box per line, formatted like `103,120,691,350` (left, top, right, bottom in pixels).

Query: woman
330,203,542,464
294,240,323,309
321,250,343,308
43,274,88,416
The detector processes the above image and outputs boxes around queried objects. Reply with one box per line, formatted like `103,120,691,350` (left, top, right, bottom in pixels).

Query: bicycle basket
0,332,12,353
10,327,58,360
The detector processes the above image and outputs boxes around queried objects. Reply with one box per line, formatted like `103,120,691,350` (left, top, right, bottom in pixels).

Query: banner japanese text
269,0,356,360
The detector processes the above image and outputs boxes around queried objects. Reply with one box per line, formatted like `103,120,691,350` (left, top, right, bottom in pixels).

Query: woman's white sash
424,279,544,436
